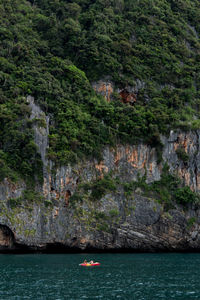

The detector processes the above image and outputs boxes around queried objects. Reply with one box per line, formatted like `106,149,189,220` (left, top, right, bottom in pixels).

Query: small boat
79,262,100,267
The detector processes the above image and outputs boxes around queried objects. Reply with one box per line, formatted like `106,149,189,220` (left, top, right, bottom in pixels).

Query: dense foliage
70,173,117,203
1,0,200,181
124,164,200,207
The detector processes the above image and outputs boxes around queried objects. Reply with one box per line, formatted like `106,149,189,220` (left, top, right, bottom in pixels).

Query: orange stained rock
127,148,139,168
9,181,17,193
183,136,188,151
182,169,196,191
53,208,59,218
127,147,147,169
43,178,49,198
174,134,184,151
60,178,64,191
114,149,123,166
127,147,137,162
149,163,153,174
177,168,191,188
119,89,136,104
49,174,52,185
184,171,190,186
65,176,71,185
190,186,195,192
94,82,113,102
174,134,190,152
80,238,87,244
125,146,130,156
140,159,147,170
177,169,183,179
174,142,179,151
183,136,195,153
55,190,60,200
65,190,71,206
95,161,108,174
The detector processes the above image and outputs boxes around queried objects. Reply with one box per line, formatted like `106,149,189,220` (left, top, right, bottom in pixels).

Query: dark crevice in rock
65,190,71,206
0,225,32,253
0,225,15,249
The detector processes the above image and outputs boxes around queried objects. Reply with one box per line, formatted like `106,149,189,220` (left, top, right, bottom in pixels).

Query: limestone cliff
1,97,200,252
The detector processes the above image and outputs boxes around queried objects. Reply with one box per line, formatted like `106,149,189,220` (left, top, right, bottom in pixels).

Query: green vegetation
70,173,117,203
176,146,189,163
187,217,197,228
7,189,44,208
174,186,199,205
22,189,44,203
44,199,53,207
7,197,21,209
73,206,120,233
109,209,120,217
90,175,117,200
1,0,200,182
124,164,200,207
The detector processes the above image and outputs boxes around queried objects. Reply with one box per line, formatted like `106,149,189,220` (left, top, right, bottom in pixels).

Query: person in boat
83,260,87,264
89,260,94,264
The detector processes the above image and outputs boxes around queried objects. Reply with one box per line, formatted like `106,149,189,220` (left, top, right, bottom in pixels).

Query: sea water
0,253,199,299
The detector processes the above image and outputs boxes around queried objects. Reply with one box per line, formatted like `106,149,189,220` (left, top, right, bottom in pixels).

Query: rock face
92,79,114,102
1,98,200,252
92,78,145,104
119,89,137,104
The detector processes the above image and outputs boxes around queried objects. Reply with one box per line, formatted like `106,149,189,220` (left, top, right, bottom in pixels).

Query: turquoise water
0,253,199,299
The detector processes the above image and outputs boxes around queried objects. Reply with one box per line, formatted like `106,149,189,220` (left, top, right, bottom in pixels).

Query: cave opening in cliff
0,224,36,253
0,224,15,249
